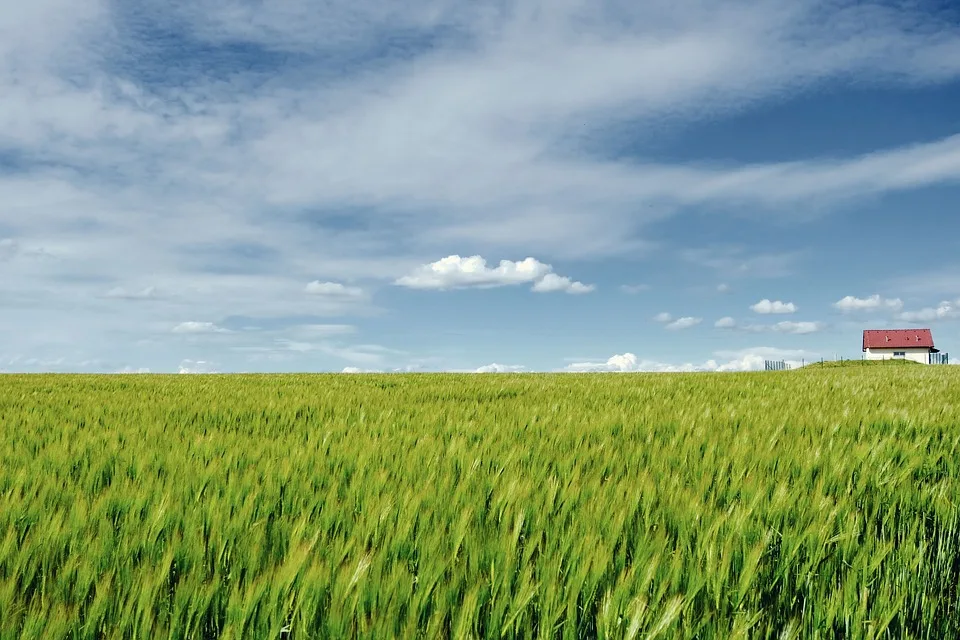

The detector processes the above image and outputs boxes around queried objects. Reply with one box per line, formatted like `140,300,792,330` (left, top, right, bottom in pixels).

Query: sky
2,0,960,373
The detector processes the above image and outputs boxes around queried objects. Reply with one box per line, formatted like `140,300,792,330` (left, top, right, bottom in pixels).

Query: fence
764,353,951,371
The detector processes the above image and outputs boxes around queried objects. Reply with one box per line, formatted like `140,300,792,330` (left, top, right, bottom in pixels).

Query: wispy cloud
889,268,960,297
833,294,904,313
715,318,825,334
665,317,702,330
172,321,229,334
762,321,825,334
681,248,803,279
304,281,365,298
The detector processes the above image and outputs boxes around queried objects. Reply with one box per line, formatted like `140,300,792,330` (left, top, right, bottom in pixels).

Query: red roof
863,329,935,350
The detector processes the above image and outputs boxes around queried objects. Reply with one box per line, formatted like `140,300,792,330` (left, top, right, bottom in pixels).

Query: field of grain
2,369,959,639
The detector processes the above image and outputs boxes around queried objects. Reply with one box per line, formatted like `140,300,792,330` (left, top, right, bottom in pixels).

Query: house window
893,351,905,358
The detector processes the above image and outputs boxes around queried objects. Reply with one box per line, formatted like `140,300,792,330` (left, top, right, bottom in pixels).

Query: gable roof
863,329,935,350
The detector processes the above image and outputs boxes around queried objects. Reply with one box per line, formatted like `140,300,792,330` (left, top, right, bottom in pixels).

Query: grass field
2,369,959,639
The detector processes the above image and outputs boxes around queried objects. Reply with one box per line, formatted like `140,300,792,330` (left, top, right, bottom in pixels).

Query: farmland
2,369,959,639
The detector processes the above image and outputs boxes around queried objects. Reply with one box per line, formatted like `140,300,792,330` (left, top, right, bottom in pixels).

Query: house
862,329,940,364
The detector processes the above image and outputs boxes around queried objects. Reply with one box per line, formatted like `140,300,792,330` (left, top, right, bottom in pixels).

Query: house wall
864,347,932,364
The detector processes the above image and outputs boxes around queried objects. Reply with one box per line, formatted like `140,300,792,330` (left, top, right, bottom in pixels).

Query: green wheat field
3,368,959,639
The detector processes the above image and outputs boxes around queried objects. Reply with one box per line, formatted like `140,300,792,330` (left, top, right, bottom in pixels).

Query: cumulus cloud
531,273,595,294
304,281,365,298
395,255,592,293
750,299,797,314
566,353,641,372
116,366,151,374
178,359,219,374
172,321,229,334
475,363,527,373
666,317,702,330
833,294,903,313
715,316,737,328
717,283,731,294
341,366,383,373
897,301,960,322
565,347,820,373
653,312,673,323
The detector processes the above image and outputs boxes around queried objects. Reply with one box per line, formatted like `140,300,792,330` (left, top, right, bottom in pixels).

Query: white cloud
745,320,825,334
304,281,365,298
475,363,527,373
395,255,591,293
564,346,819,373
172,321,229,334
178,359,219,374
531,273,595,294
767,321,824,334
666,316,702,330
566,353,641,372
717,283,731,294
396,255,549,289
750,299,797,314
717,318,826,334
897,301,960,323
116,366,150,374
833,294,903,313
341,366,383,373
653,312,673,323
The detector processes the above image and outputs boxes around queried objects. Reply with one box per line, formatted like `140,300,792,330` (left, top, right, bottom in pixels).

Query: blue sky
2,0,960,373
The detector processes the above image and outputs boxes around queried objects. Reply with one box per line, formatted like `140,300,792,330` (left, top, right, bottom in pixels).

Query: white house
862,329,941,364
